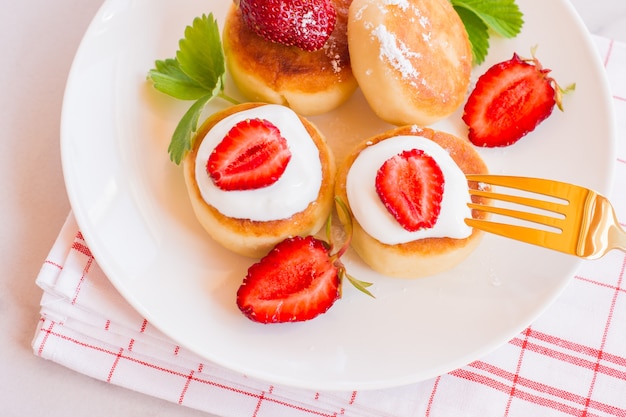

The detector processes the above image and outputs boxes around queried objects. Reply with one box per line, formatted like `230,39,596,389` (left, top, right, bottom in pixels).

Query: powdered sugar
355,1,435,85
371,24,421,80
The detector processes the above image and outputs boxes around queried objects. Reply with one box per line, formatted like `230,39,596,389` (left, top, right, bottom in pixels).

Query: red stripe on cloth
508,337,626,380
574,275,626,294
504,326,532,416
139,319,148,333
70,246,94,305
468,360,626,415
43,260,63,270
252,387,272,417
525,328,626,369
107,347,124,383
425,376,442,417
450,368,602,417
178,364,203,405
471,360,588,403
38,322,341,417
582,256,626,415
36,320,57,357
71,241,92,258
603,39,614,67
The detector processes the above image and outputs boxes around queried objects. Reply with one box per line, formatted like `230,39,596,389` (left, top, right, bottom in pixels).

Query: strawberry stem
342,267,375,298
218,92,241,105
330,196,353,261
330,196,375,299
523,46,576,112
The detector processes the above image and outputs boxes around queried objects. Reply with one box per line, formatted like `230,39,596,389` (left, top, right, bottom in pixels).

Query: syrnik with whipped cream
195,105,322,221
346,134,472,244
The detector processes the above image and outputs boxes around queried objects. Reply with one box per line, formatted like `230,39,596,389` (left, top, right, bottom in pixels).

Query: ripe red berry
375,149,444,231
207,118,291,191
463,53,571,147
237,0,337,51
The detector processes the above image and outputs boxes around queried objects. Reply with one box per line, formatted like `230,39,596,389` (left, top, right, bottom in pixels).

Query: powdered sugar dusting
371,24,421,81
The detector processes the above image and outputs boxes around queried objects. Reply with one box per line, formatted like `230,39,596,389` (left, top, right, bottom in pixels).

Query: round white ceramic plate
61,0,616,390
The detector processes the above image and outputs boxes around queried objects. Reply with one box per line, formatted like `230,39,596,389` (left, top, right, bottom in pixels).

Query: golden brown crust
347,0,472,126
184,103,336,258
222,1,358,116
335,126,489,278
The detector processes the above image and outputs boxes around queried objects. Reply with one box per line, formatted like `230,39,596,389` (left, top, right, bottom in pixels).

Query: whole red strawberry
236,0,337,51
236,198,373,324
462,52,573,147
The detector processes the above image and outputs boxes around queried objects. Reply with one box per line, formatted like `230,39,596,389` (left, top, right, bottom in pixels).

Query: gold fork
465,175,626,259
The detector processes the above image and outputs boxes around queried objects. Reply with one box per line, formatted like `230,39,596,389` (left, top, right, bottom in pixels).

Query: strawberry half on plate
462,52,573,148
236,198,374,324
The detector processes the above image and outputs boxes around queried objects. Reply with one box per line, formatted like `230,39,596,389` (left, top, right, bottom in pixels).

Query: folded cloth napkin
33,35,626,417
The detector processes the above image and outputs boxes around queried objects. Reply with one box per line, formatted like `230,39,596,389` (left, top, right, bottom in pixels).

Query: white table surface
1,1,625,416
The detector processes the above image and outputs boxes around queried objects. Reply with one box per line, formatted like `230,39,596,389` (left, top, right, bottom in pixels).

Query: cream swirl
195,105,322,221
346,135,472,244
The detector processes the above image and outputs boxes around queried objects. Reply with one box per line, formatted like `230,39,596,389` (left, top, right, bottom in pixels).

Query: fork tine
464,218,571,251
465,174,593,256
468,188,566,222
466,174,574,199
467,201,565,230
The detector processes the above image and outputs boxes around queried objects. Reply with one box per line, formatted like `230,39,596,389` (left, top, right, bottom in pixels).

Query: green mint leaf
451,0,523,38
451,0,523,64
177,13,225,94
168,94,213,165
148,12,229,164
453,6,489,65
148,58,212,100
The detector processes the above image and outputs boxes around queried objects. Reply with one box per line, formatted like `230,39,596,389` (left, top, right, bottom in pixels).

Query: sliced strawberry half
207,118,291,191
236,198,374,324
463,52,572,147
375,149,444,232
236,235,340,323
236,0,337,51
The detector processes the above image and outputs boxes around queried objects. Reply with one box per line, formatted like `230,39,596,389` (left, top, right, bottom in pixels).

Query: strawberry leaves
450,0,524,65
462,51,574,147
148,14,238,164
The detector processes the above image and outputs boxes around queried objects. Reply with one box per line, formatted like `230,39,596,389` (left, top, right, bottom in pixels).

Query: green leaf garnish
453,6,489,65
450,0,524,65
147,13,238,164
148,58,212,100
176,14,225,93
167,94,214,164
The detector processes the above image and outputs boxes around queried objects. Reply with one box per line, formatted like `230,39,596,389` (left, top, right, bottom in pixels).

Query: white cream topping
195,105,322,221
346,135,472,244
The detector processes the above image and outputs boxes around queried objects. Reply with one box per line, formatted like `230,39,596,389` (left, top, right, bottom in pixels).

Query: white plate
61,0,616,390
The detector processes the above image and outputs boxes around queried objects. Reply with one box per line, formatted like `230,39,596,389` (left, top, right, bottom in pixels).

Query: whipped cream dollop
346,135,472,244
195,105,322,221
